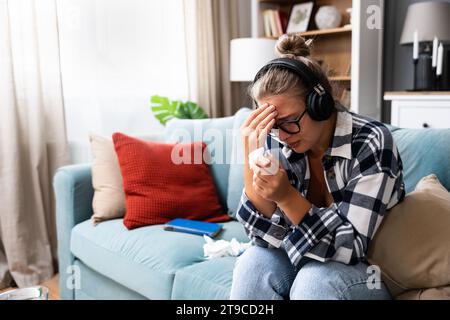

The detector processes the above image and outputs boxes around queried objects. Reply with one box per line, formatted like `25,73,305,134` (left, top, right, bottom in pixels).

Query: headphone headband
253,58,323,95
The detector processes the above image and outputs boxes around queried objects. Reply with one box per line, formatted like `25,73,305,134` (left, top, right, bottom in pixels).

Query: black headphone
253,58,335,122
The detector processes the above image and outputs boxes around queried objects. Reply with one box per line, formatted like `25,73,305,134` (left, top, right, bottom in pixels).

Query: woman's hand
253,154,312,225
240,103,279,218
252,154,294,204
240,103,277,154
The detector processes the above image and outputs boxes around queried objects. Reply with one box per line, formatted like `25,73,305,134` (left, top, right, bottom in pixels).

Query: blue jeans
230,246,392,300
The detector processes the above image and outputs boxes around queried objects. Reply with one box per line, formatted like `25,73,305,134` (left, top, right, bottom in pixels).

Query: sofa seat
70,219,248,299
172,257,238,299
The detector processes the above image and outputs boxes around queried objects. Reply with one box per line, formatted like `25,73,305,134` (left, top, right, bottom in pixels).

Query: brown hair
249,33,334,105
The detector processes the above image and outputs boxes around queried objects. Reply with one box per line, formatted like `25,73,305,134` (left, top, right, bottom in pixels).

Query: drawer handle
423,123,430,128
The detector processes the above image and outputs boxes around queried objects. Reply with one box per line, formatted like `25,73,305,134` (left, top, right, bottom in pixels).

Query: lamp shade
400,1,450,44
230,38,278,82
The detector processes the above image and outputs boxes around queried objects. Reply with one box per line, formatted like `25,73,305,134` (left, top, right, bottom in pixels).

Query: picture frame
286,2,314,34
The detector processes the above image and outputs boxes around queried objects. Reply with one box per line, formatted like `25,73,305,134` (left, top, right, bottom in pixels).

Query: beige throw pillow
367,174,450,297
90,133,126,225
396,286,450,300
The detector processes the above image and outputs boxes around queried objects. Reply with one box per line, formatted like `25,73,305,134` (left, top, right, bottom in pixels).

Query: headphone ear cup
306,90,321,121
307,91,334,121
319,93,335,120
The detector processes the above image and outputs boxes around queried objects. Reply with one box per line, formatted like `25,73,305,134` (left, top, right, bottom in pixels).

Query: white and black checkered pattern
236,110,405,269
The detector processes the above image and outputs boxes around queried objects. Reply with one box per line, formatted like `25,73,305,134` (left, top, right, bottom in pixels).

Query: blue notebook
163,218,223,238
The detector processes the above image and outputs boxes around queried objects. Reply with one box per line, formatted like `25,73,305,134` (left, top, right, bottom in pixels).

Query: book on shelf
262,9,288,38
278,10,288,35
269,10,278,37
263,10,272,37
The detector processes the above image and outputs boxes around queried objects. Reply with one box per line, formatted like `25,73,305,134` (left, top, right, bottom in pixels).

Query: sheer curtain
0,0,69,289
193,0,251,118
56,0,198,163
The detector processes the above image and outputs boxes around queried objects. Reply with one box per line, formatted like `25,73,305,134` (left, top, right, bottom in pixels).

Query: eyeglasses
271,109,308,135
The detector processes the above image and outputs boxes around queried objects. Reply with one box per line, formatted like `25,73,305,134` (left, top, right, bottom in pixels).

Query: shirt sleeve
284,129,404,266
236,190,289,248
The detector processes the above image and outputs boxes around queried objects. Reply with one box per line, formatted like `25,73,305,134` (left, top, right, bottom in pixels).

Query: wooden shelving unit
265,26,351,39
300,26,351,37
329,75,351,82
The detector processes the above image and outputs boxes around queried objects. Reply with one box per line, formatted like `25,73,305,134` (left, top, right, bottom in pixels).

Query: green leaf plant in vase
150,95,209,126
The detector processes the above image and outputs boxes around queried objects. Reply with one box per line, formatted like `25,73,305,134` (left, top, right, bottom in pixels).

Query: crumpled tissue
203,235,252,259
248,147,279,175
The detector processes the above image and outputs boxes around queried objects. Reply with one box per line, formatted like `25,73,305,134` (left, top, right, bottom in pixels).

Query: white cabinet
384,92,450,129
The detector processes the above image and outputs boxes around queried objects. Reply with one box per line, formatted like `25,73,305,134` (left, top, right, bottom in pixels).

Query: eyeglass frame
271,108,308,135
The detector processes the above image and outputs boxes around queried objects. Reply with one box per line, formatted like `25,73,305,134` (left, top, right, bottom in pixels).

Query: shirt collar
282,110,353,161
325,110,353,160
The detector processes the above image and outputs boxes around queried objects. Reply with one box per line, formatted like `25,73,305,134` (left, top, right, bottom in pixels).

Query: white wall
56,0,193,163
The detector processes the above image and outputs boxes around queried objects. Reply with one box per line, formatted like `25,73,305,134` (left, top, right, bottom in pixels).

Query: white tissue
248,147,265,171
248,147,280,175
203,235,252,259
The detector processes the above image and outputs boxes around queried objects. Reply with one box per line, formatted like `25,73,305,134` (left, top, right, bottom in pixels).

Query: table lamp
400,1,450,91
230,38,278,82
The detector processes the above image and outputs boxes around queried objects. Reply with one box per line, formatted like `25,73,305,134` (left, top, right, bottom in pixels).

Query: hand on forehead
257,94,305,121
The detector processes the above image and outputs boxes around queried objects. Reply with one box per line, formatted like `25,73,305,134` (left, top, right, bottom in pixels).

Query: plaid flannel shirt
236,109,405,269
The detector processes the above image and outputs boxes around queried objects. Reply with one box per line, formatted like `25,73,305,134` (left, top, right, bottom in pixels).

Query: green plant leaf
184,101,209,120
150,95,208,126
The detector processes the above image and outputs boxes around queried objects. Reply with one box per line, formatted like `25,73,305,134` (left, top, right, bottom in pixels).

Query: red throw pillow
112,133,230,229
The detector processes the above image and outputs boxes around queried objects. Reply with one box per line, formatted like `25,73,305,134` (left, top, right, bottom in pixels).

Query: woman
230,34,405,300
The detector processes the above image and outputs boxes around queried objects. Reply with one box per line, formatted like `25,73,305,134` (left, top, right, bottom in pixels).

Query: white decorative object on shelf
315,5,342,30
286,2,314,33
344,7,352,28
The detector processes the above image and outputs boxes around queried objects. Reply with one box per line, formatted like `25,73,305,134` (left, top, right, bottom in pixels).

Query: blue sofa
54,108,450,300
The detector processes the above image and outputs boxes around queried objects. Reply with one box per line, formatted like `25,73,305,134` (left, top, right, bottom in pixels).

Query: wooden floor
0,274,60,300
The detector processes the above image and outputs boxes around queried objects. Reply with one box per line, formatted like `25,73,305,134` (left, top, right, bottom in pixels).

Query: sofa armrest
53,164,94,299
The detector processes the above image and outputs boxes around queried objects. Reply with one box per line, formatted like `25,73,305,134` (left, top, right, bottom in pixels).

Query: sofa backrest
390,127,450,193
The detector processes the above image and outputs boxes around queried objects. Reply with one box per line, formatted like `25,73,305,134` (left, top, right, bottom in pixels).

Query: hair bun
275,33,312,58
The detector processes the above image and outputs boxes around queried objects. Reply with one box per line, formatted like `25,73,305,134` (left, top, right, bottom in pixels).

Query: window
57,0,196,162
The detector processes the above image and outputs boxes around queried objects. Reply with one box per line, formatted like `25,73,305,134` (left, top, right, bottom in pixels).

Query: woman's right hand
240,103,278,155
240,103,279,216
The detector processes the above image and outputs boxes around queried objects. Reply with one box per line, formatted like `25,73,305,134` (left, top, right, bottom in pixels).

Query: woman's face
256,93,327,154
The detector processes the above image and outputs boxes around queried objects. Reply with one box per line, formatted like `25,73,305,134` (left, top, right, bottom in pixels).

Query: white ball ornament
315,6,342,30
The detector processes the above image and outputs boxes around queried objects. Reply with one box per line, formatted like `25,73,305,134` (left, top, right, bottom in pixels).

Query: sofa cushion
70,219,248,299
165,116,235,215
367,174,450,297
112,133,230,229
172,257,236,299
89,133,126,225
89,132,168,226
390,127,450,193
395,286,450,300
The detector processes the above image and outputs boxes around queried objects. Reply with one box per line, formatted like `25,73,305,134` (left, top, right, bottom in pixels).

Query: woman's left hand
252,155,294,204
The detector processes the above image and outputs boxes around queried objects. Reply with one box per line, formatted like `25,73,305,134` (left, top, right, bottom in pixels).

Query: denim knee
230,245,296,300
289,260,392,300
